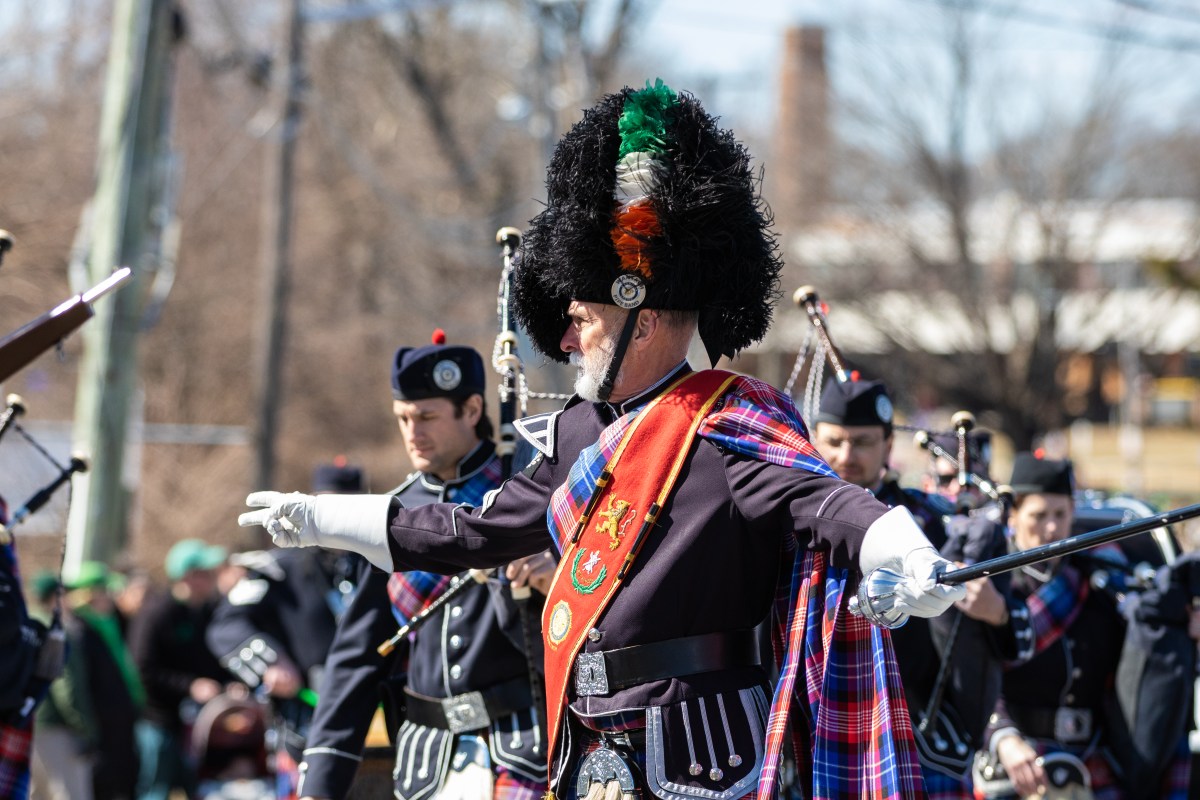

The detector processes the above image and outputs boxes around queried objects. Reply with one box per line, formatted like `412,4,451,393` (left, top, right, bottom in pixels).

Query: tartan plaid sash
387,456,505,625
1021,564,1089,660
546,371,924,800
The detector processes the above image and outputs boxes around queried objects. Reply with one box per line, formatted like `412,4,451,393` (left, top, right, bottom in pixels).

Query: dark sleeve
206,581,287,688
0,557,42,713
726,456,889,570
386,459,556,574
300,563,400,800
486,573,547,675
983,694,1023,752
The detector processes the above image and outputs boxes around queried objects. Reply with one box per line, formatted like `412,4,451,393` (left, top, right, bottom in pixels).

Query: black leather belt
404,677,533,734
1006,705,1094,744
574,630,761,697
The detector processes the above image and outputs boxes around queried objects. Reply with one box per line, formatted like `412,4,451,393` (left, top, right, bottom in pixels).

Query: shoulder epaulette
514,411,559,458
389,471,422,496
227,577,270,606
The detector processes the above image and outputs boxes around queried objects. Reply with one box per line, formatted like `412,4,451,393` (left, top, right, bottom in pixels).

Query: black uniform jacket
299,441,545,800
987,562,1125,746
207,548,345,690
382,365,893,795
207,545,356,766
875,482,1030,777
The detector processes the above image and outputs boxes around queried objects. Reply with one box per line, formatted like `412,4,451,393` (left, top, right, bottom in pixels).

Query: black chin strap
596,309,640,402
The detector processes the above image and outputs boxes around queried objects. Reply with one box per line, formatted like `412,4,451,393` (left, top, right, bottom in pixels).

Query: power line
1110,0,1200,26
911,0,1200,52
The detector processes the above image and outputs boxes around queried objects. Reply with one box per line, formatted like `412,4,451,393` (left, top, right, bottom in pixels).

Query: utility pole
67,0,179,571
252,0,304,490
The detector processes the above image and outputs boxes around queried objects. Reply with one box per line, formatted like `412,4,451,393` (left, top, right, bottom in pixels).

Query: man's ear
463,394,484,425
633,308,660,348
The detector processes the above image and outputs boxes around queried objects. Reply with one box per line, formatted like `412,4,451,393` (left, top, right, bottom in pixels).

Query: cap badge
611,274,647,309
875,394,894,424
432,359,462,391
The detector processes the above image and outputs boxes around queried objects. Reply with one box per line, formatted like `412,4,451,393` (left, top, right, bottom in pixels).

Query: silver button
451,606,463,619
1065,694,1075,703
450,635,464,649
450,664,463,680
587,628,602,643
1071,667,1082,678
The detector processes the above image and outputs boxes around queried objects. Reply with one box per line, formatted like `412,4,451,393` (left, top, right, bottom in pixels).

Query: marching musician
920,430,996,515
812,378,1031,798
238,81,964,800
297,334,552,800
207,462,364,799
976,453,1193,799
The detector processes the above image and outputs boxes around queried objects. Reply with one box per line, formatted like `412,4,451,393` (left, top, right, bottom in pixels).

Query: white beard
571,334,619,402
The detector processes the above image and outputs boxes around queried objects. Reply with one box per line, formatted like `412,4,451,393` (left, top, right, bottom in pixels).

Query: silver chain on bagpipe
491,229,569,410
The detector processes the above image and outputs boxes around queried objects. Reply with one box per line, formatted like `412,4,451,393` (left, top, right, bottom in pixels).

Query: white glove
859,505,964,619
238,491,395,572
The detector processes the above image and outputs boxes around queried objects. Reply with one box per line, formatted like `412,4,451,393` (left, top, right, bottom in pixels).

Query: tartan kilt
0,718,33,800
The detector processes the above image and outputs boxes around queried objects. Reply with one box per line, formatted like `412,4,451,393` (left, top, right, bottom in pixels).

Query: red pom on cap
1033,447,1046,459
849,370,861,382
334,454,348,467
431,329,447,345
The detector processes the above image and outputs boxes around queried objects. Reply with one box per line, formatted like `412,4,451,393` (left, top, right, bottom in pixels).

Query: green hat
165,539,228,581
30,570,59,602
64,561,110,591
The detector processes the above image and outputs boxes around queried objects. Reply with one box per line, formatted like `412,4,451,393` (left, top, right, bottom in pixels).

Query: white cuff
312,494,395,572
859,505,936,575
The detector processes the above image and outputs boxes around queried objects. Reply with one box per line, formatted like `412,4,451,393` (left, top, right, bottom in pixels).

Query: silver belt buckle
1053,707,1092,743
575,652,610,697
442,691,489,733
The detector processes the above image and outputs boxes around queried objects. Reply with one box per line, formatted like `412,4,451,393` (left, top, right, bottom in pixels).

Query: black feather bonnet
512,81,782,365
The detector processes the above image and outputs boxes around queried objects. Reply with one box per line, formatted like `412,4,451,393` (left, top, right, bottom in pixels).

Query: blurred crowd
24,537,341,800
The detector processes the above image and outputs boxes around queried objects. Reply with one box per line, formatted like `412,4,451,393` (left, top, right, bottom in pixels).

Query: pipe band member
241,80,965,800
298,334,551,800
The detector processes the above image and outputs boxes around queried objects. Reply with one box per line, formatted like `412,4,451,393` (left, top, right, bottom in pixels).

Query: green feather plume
617,79,678,159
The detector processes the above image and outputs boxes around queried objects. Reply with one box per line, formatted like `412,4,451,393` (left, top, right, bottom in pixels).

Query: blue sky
627,0,1200,141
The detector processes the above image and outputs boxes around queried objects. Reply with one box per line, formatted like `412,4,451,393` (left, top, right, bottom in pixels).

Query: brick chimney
773,25,831,233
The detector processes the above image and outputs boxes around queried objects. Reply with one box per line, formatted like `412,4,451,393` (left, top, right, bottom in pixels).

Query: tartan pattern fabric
546,408,640,553
1020,565,1088,660
763,550,924,800
387,457,505,625
493,763,548,800
547,372,922,799
0,718,32,800
921,767,970,799
697,376,835,478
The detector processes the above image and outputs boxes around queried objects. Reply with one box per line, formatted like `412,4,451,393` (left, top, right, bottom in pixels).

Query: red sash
540,369,738,772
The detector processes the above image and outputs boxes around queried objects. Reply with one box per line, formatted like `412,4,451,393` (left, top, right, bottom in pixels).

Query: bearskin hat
512,81,782,365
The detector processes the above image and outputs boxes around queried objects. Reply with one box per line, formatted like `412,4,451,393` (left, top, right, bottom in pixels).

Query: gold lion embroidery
597,497,633,550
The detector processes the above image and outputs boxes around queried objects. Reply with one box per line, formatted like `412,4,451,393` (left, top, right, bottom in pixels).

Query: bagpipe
911,418,1008,513
376,228,559,739
784,284,1200,626
789,284,1200,786
0,227,119,539
0,232,129,726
